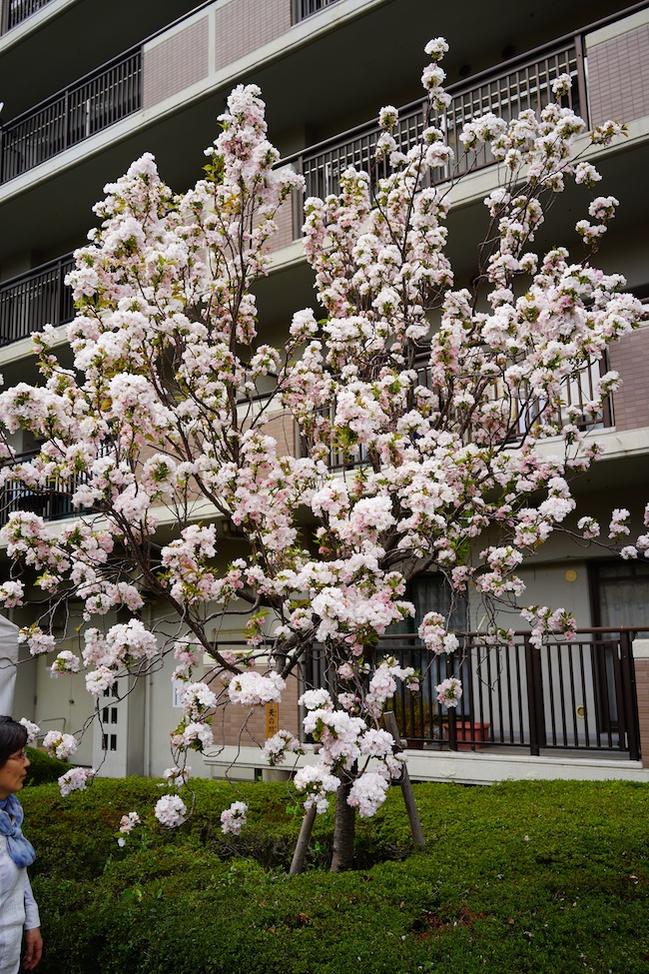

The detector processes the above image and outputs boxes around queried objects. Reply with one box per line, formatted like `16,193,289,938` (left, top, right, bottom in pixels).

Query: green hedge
20,778,649,973
24,746,69,786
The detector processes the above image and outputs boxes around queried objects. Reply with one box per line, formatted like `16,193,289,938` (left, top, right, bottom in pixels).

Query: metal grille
311,354,612,472
299,42,579,206
0,254,74,346
301,102,426,201
0,447,104,526
506,356,614,437
293,0,342,22
446,44,580,178
1,0,52,33
304,630,640,758
1,49,141,183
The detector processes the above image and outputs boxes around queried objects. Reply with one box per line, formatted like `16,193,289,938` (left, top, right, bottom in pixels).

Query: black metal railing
292,0,342,22
1,0,52,33
0,449,95,526
304,628,641,759
316,355,614,471
0,252,74,346
286,38,583,237
0,47,141,183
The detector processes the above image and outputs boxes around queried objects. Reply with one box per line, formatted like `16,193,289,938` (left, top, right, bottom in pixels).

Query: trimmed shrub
24,747,68,786
20,779,649,974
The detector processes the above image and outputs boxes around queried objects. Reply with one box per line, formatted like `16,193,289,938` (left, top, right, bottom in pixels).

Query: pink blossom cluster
0,44,644,833
117,811,141,846
43,731,78,761
435,677,463,708
19,718,40,745
162,766,191,788
417,612,459,655
220,801,248,835
58,767,94,797
228,671,285,707
154,794,187,828
262,730,303,766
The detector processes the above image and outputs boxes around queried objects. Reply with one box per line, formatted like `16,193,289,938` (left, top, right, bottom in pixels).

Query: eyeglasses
8,750,28,763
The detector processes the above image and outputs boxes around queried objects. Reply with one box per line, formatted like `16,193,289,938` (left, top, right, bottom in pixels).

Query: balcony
0,0,351,186
0,48,141,183
0,253,74,346
1,0,53,34
281,36,583,241
319,358,614,472
0,449,85,525
0,9,620,339
0,353,617,531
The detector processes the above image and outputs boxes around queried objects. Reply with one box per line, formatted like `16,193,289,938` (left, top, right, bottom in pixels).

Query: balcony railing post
619,630,641,761
63,88,69,151
445,654,458,751
574,32,589,127
57,256,70,328
524,634,545,756
599,354,615,429
291,154,303,242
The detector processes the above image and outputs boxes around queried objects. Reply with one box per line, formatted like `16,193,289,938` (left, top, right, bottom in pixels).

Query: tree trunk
330,778,356,872
289,805,317,875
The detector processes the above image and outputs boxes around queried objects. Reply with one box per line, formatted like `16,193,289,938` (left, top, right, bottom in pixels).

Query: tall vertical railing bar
0,47,141,183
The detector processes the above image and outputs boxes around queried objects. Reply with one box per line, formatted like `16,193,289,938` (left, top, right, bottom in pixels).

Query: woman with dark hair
0,717,42,973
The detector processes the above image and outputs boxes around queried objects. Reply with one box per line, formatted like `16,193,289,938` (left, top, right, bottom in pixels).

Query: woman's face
0,746,30,799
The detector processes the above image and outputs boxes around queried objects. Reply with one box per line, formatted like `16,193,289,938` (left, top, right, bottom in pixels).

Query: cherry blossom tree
0,39,646,871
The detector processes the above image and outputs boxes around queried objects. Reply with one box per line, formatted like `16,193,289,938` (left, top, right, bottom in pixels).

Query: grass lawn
21,777,649,973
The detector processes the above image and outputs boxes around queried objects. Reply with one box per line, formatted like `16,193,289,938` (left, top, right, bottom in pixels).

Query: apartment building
0,0,648,784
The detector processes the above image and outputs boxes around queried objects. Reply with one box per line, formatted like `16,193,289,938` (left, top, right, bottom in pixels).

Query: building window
588,560,649,733
590,561,649,634
389,573,467,635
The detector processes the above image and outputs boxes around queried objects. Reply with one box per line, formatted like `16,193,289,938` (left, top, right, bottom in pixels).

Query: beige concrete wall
484,560,593,634
34,655,94,766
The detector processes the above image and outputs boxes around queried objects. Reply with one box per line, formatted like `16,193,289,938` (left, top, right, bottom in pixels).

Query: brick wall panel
635,658,649,767
588,24,649,126
214,0,292,71
143,16,210,110
609,327,649,432
263,411,298,457
210,668,300,746
269,194,297,253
